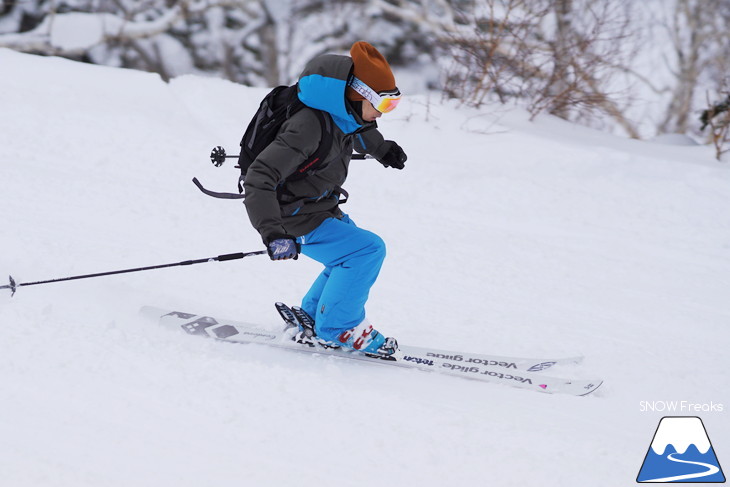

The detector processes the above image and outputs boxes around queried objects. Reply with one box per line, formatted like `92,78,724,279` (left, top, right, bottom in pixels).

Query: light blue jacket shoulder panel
297,54,362,135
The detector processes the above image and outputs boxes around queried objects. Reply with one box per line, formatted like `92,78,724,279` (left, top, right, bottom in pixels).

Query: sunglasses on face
348,76,402,113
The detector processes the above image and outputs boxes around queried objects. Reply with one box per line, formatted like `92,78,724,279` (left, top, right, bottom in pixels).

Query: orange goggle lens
376,96,401,113
349,76,402,114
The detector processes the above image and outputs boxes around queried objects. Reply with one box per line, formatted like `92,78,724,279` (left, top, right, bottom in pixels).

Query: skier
243,41,407,356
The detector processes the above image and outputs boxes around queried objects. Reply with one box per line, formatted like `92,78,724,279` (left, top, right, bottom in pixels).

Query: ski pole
1,250,267,297
210,146,372,167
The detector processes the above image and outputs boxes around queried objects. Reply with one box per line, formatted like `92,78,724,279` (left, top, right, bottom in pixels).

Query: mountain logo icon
637,416,725,483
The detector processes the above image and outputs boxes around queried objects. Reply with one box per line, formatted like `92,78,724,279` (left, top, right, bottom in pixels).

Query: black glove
265,234,300,261
378,141,407,170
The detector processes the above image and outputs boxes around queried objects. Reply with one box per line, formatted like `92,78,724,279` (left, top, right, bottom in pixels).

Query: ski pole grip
218,252,245,261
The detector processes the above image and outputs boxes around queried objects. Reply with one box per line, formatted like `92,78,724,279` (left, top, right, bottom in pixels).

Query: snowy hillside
1,49,728,487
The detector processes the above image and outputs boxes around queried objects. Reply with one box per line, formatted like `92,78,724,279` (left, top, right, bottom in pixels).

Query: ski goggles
348,76,401,113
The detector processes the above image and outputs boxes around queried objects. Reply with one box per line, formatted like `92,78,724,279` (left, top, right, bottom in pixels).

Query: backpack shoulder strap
287,107,335,180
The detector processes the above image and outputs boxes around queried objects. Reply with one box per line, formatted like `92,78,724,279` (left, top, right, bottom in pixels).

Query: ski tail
291,306,316,337
275,302,298,330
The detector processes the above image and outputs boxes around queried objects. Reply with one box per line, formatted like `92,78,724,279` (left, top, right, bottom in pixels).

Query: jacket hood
297,54,364,135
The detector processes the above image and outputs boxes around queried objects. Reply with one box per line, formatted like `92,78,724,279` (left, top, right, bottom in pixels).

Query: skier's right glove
377,140,407,170
266,235,300,261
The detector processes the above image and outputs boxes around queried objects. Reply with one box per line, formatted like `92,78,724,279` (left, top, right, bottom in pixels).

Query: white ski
140,306,602,396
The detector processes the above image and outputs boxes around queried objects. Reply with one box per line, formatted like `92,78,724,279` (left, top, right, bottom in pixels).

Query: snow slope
1,49,728,487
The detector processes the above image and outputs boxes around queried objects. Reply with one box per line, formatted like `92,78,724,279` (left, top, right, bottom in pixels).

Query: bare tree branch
0,0,254,55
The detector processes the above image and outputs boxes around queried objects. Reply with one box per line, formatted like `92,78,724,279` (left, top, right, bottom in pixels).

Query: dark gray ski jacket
243,54,391,243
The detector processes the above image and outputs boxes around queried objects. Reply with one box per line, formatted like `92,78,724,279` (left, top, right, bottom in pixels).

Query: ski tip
579,380,604,396
538,379,603,396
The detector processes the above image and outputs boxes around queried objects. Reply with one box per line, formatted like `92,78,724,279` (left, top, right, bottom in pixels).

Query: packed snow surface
1,49,728,486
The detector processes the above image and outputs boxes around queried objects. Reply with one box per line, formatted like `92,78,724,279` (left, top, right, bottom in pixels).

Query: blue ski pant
297,214,386,342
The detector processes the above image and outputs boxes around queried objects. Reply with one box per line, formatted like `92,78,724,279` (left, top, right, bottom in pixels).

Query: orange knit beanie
346,41,396,101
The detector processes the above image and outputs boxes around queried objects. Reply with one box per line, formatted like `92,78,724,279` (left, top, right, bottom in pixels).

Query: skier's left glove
266,235,300,261
378,140,407,170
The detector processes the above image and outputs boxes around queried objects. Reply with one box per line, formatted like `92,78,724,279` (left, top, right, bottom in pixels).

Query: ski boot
336,321,400,360
374,337,400,359
275,303,398,358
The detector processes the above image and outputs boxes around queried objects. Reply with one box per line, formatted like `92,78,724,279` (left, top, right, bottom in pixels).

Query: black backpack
237,84,334,193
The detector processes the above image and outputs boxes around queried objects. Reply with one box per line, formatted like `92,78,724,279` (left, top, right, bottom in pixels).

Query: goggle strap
348,76,400,110
348,76,379,106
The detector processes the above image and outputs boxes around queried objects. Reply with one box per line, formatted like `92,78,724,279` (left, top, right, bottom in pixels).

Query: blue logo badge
637,416,725,483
